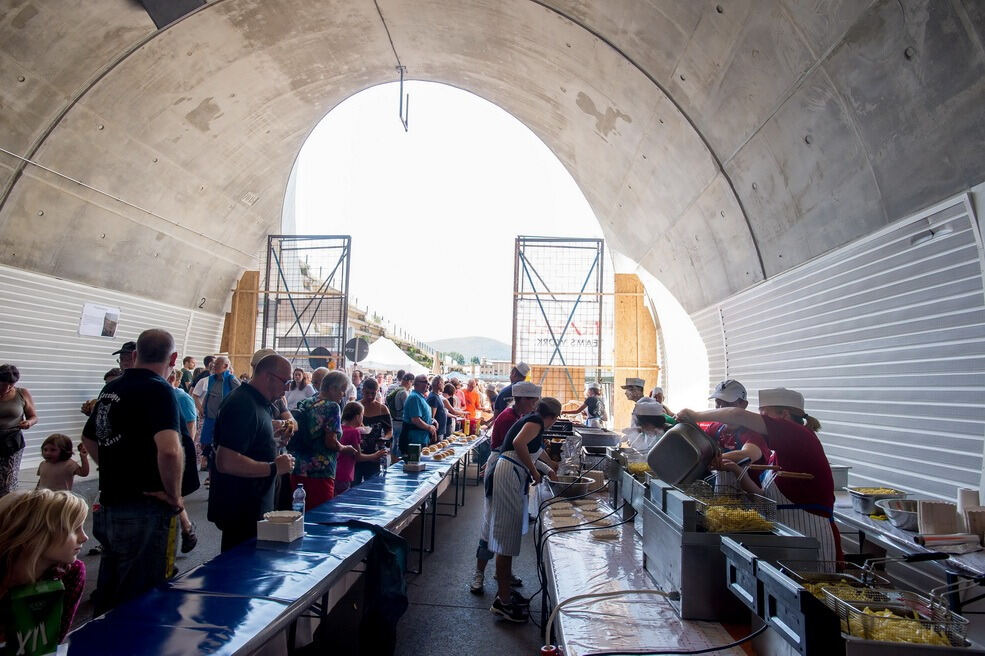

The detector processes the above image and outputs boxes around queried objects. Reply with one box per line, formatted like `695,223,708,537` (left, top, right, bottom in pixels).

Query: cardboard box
257,516,304,542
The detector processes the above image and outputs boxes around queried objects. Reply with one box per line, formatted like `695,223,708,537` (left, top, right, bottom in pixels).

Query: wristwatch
269,461,278,477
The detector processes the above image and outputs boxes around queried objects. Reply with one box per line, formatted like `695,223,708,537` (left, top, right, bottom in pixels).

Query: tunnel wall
692,190,985,500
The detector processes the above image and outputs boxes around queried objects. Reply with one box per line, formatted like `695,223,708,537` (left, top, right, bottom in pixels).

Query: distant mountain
428,336,511,361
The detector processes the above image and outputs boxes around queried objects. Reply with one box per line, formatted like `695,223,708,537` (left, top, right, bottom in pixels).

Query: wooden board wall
220,270,260,377
531,365,586,406
614,273,659,429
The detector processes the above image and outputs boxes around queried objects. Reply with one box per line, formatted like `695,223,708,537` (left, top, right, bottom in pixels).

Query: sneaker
490,596,528,623
469,571,484,595
510,574,523,588
181,528,198,554
510,590,530,607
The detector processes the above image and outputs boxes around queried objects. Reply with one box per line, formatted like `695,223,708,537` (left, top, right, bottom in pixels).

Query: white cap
621,377,645,389
511,381,541,398
758,387,805,414
514,362,531,377
633,399,666,416
651,386,663,397
709,379,747,403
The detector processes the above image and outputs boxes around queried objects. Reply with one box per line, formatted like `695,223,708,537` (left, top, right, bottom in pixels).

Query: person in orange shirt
463,379,482,433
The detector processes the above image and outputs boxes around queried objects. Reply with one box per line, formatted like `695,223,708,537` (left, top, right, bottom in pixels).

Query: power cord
544,589,682,648
576,622,768,655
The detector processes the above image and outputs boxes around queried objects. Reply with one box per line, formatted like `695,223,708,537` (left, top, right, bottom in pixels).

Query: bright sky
291,81,603,345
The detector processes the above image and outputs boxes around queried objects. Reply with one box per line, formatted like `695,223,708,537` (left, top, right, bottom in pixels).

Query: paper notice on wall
79,303,120,337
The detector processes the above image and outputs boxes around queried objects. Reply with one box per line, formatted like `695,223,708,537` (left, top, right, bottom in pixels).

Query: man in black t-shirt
82,329,185,614
208,354,295,552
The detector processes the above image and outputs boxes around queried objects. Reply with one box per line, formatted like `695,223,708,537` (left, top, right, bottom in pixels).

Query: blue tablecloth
63,438,484,654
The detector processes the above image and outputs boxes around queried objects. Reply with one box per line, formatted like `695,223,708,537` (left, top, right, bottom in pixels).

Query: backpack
287,407,313,457
385,387,402,418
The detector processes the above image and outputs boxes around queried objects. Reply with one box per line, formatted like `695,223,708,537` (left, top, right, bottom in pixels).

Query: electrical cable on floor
544,588,681,649
576,622,769,655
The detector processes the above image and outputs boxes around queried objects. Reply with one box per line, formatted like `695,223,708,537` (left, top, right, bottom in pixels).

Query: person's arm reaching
77,443,90,477
676,407,767,435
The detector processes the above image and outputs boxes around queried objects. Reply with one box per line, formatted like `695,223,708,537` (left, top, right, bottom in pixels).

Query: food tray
823,587,968,647
847,487,906,515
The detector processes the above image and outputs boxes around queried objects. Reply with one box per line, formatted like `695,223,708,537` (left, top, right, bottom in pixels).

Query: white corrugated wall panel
692,305,726,398
0,264,224,472
691,194,985,501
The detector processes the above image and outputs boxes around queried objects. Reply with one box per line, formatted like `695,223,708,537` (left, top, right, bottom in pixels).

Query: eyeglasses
267,371,290,385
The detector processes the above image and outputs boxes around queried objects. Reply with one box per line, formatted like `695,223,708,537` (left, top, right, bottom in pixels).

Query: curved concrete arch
1,0,983,315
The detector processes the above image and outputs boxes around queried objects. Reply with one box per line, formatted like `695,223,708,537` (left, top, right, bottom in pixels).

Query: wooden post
222,271,260,377
613,274,660,430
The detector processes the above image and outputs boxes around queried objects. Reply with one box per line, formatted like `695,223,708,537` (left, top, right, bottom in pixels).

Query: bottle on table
380,449,388,476
292,483,306,517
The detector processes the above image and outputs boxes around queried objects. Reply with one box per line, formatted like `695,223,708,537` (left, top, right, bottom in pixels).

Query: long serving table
61,436,489,655
540,494,746,656
832,491,985,611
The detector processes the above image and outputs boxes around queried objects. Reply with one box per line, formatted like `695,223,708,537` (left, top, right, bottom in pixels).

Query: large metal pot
646,422,719,485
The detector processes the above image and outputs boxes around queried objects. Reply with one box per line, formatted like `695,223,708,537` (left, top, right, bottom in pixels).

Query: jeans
92,497,178,614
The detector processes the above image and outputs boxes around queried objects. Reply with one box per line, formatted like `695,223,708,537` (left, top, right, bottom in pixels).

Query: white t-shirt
285,385,317,410
192,376,209,399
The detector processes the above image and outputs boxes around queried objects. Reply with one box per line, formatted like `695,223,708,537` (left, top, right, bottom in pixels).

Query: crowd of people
0,333,527,640
0,338,835,640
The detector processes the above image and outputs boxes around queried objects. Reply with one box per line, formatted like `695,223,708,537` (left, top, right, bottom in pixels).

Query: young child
337,402,386,495
0,489,88,645
36,434,89,491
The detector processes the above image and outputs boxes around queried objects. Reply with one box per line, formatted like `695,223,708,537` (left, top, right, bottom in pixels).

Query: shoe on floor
510,574,523,588
181,528,198,554
490,596,528,623
469,571,484,594
510,590,530,607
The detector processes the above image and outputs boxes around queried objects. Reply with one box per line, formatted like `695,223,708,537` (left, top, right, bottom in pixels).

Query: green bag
3,579,64,656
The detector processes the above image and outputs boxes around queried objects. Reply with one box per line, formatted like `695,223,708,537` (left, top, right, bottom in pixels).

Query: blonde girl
0,489,89,643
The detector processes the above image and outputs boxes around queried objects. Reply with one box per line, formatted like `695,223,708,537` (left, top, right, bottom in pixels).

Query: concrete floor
56,466,544,654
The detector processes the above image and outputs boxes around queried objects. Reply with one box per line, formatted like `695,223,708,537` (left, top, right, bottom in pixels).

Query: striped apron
761,471,838,566
488,447,543,557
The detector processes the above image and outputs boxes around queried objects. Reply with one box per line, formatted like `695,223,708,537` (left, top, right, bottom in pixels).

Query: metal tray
847,487,906,514
757,560,845,656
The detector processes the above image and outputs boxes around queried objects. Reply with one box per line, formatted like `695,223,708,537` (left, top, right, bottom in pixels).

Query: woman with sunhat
676,387,838,562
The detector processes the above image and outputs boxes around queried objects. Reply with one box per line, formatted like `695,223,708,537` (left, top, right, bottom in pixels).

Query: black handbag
0,427,25,457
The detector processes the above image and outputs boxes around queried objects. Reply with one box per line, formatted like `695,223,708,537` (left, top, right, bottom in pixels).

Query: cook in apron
760,470,840,566
487,447,544,558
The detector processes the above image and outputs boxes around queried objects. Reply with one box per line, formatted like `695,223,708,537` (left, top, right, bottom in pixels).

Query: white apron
761,471,838,566
488,446,544,557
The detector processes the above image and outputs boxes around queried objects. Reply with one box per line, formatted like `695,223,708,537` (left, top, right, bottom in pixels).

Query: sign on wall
78,303,120,337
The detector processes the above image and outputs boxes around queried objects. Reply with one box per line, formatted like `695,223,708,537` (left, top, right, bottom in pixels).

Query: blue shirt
427,391,447,434
494,383,514,414
173,388,198,424
402,390,432,446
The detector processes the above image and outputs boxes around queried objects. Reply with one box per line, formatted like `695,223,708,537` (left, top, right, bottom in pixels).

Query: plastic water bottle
380,449,388,476
292,483,306,516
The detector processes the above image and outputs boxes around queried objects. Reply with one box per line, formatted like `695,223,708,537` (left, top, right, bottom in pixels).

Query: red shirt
701,421,770,465
490,407,519,451
761,415,834,508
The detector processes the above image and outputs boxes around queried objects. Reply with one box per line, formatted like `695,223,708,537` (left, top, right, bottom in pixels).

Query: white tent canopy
356,337,428,375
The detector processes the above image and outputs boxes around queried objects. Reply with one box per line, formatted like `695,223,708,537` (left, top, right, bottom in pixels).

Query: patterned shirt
294,396,342,479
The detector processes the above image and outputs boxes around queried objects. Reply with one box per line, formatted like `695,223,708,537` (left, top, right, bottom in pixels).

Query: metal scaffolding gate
260,235,350,372
512,236,612,405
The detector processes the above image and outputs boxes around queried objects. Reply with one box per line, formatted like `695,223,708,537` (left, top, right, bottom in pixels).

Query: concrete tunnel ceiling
1,0,983,316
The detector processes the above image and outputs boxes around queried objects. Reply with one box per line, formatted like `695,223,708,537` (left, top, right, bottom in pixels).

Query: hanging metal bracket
397,66,409,132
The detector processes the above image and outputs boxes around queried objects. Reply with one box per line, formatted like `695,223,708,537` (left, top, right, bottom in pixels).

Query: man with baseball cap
112,341,137,370
470,380,541,595
493,362,530,417
708,379,748,409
